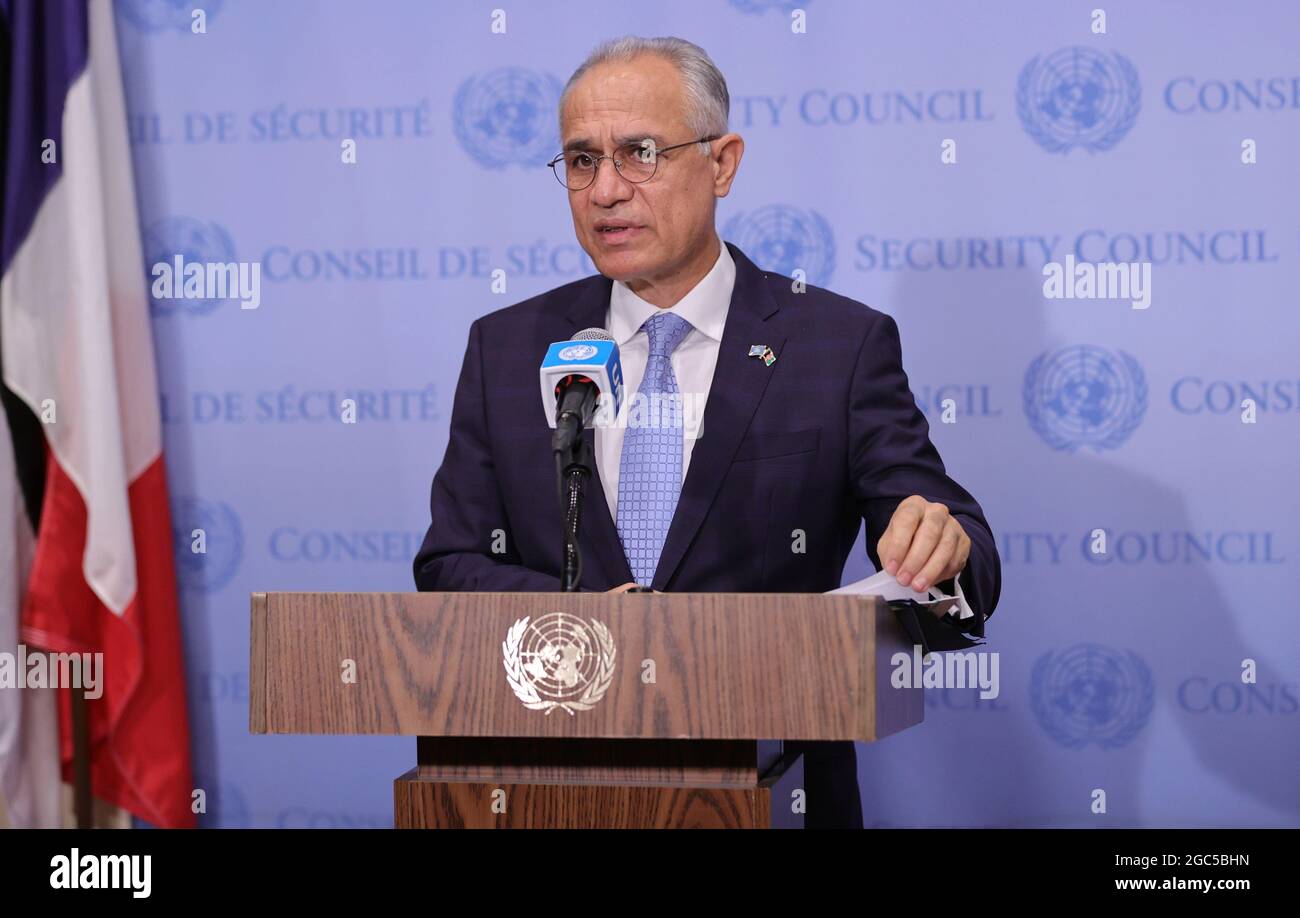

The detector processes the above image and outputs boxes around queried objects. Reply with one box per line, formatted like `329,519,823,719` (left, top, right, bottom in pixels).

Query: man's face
560,54,724,287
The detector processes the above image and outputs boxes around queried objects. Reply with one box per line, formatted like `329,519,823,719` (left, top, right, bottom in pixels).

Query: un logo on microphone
453,68,562,169
1023,344,1147,452
558,344,598,362
117,0,225,32
171,497,244,594
1017,47,1141,154
1031,644,1154,749
723,204,836,287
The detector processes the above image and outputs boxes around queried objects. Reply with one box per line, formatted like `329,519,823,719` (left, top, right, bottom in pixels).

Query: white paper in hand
828,569,975,621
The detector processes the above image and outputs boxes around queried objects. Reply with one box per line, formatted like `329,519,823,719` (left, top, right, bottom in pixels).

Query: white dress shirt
595,240,735,521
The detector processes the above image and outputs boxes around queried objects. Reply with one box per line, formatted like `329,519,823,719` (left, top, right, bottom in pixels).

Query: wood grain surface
250,591,922,741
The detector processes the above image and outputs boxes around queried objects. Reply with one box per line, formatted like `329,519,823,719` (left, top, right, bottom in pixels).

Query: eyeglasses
548,136,720,190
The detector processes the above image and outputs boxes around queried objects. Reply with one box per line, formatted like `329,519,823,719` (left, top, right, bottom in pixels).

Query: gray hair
560,36,730,154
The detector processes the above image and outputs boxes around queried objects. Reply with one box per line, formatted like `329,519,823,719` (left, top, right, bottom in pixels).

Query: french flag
0,0,194,828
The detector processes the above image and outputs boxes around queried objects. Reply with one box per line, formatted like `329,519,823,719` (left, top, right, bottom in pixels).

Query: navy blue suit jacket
414,242,1001,639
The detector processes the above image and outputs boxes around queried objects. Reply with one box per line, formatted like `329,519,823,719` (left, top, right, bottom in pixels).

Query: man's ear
711,133,745,198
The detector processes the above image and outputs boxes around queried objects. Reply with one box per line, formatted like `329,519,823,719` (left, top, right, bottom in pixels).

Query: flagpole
70,686,91,828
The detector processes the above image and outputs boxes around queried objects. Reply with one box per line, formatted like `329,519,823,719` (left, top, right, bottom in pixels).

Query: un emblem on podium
503,613,617,715
1017,46,1141,154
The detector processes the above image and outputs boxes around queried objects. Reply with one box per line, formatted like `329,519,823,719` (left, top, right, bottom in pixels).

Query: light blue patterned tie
617,311,693,586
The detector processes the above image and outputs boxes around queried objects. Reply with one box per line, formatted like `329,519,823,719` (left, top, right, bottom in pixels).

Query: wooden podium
249,592,922,828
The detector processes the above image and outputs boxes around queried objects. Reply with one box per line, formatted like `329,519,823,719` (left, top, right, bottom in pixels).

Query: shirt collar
607,240,735,345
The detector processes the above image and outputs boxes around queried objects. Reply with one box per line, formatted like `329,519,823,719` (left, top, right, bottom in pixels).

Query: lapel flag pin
748,345,765,357
762,346,776,366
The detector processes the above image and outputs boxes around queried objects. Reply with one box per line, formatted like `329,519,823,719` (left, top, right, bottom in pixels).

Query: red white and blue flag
0,0,194,828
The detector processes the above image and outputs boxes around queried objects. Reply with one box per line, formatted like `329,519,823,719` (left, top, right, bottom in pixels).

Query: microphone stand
555,434,593,592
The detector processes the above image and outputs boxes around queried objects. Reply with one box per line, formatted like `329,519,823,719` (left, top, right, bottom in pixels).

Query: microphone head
538,329,624,429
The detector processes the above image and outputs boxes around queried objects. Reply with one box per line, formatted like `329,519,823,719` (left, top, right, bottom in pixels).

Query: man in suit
414,36,1001,828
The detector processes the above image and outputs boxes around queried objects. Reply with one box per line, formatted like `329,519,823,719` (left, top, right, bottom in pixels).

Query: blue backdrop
116,0,1299,828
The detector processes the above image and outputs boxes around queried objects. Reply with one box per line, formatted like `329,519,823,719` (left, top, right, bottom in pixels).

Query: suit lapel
651,243,784,590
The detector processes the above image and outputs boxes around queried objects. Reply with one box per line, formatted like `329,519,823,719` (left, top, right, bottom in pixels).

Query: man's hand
607,582,641,593
877,495,971,593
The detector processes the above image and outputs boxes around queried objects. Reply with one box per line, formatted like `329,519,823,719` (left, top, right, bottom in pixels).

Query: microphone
540,329,624,592
539,328,624,454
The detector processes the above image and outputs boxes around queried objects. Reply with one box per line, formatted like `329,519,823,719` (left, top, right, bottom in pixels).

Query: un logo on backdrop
171,497,243,593
1023,344,1146,452
453,68,562,169
723,205,836,287
1017,47,1140,153
194,776,250,829
728,0,807,12
1031,644,1154,749
143,216,236,317
117,0,224,32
